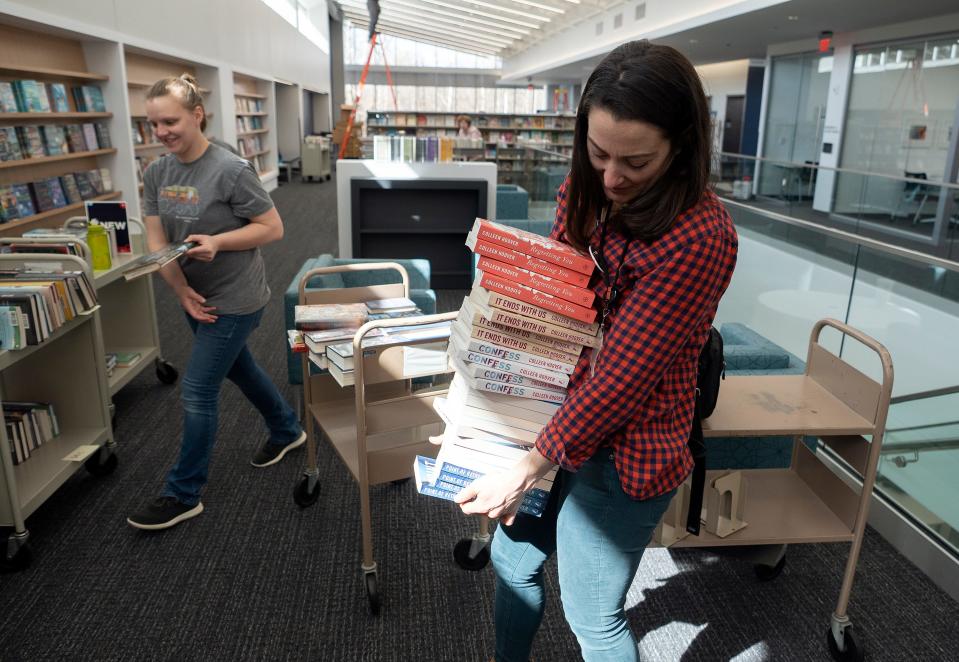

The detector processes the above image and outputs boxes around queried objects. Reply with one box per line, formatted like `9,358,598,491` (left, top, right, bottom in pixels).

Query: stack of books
4,402,60,466
414,218,599,515
0,268,98,346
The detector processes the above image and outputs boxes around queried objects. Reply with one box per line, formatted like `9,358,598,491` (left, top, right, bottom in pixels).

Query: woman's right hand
176,286,217,323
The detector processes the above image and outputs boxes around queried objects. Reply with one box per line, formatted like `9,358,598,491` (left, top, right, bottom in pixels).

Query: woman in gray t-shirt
127,74,305,531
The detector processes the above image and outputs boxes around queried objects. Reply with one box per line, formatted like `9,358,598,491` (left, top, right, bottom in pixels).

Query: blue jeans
163,308,302,505
491,449,676,662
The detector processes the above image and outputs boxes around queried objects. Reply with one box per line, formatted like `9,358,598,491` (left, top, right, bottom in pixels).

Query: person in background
127,74,305,531
456,41,739,661
456,114,483,140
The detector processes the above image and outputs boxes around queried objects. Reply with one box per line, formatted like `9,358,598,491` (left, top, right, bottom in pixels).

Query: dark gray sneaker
127,496,204,530
250,431,306,468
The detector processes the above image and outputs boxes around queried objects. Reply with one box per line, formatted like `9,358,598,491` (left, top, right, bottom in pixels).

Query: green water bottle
87,223,112,271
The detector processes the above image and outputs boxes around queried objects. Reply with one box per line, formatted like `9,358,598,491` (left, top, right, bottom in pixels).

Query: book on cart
365,296,417,314
0,269,97,345
294,302,368,330
324,321,452,386
122,241,196,281
4,401,59,466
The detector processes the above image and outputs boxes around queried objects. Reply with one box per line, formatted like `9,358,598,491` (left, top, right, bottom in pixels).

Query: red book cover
472,218,594,276
467,234,591,288
476,271,598,324
476,256,595,307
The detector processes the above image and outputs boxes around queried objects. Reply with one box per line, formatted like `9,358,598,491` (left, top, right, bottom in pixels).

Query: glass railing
513,145,959,557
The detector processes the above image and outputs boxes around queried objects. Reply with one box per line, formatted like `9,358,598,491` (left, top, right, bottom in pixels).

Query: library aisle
0,178,957,661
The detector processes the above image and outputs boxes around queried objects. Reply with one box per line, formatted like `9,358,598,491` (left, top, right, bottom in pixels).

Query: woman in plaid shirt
457,41,739,661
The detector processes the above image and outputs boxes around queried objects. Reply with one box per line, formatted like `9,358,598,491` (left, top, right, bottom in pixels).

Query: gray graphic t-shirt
142,144,273,315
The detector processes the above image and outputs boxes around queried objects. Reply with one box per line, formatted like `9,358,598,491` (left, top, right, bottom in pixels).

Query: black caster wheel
453,537,491,571
325,174,331,181
390,477,411,487
293,475,320,508
827,627,864,662
85,451,118,477
1,541,32,573
754,554,786,581
155,359,178,385
365,573,381,616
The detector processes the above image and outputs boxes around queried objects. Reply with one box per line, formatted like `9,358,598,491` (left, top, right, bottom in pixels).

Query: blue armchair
496,184,529,221
284,255,436,386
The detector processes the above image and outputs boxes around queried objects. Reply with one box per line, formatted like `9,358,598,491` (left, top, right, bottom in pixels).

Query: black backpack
685,326,725,535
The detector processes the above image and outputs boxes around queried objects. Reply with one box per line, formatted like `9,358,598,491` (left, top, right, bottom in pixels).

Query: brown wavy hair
564,40,711,250
147,73,207,132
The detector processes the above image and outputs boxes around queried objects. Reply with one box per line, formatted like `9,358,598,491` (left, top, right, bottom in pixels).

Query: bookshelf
366,111,574,185
233,73,275,181
0,24,120,236
123,50,219,200
0,253,115,571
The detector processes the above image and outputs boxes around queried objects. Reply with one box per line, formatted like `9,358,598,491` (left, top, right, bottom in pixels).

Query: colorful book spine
456,314,581,365
452,327,576,375
471,218,594,275
466,232,591,288
476,256,595,307
472,289,601,339
475,271,598,324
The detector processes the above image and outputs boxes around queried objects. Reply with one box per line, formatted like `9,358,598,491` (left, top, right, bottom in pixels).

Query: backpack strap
686,404,706,536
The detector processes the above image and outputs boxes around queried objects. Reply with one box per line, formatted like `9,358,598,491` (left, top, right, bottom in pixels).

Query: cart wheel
365,572,381,615
754,554,786,581
453,537,491,571
155,359,179,385
390,477,411,486
1,539,32,573
827,626,865,662
293,474,321,508
85,451,118,477
325,174,331,181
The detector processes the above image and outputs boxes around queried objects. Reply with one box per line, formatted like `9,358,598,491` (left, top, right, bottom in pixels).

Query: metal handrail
890,384,959,405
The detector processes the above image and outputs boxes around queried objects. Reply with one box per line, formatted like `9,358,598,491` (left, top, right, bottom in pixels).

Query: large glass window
835,35,959,228
757,51,831,200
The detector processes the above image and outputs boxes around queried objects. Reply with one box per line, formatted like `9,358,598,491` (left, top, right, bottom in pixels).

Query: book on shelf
17,125,47,158
287,329,307,353
466,230,591,288
48,83,69,112
40,124,69,156
0,126,23,162
33,177,68,212
122,241,196,281
10,184,36,218
4,402,60,466
94,123,112,149
0,270,97,345
0,305,26,350
81,123,99,151
59,174,82,204
80,85,106,113
0,82,19,112
86,201,131,252
294,303,368,331
65,124,87,152
113,351,141,368
13,80,51,113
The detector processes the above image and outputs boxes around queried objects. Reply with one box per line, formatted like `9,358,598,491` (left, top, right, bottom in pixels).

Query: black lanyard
592,204,630,332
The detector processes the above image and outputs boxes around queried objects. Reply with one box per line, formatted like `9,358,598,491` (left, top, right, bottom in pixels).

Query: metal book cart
294,262,459,614
454,318,893,662
0,253,116,570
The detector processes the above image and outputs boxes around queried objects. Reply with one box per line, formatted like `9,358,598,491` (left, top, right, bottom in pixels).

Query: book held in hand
122,241,196,281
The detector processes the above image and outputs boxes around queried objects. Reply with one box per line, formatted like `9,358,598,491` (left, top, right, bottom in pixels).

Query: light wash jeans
491,449,675,662
163,308,302,506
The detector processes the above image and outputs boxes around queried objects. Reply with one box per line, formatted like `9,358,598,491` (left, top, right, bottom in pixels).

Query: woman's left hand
185,234,219,262
455,467,529,526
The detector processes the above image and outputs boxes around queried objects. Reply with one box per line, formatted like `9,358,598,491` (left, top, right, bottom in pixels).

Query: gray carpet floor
1,177,958,661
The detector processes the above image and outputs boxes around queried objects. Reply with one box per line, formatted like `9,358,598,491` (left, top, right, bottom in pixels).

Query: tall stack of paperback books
415,219,599,516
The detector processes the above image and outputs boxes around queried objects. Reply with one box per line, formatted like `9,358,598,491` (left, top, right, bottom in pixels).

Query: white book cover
461,296,584,356
436,436,556,494
451,324,576,375
447,374,559,423
468,292,602,348
448,339,570,388
442,399,545,434
455,306,582,365
449,354,559,391
469,286,600,335
434,397,537,445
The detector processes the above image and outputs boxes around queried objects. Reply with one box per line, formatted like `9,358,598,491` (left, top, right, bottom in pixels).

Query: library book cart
294,262,458,615
0,253,116,571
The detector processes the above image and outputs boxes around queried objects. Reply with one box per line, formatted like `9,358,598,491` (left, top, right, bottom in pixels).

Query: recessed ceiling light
689,38,698,44
788,15,799,21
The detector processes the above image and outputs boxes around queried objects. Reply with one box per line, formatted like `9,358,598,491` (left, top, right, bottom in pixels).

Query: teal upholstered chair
496,184,529,221
284,255,436,387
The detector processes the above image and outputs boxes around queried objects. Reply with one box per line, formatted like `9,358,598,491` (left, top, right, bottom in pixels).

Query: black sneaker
250,431,306,468
127,496,204,530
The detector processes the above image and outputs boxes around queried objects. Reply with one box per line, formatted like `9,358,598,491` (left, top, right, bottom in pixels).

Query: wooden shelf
134,143,165,152
0,112,113,122
0,148,117,171
0,191,121,234
0,64,108,82
235,92,267,100
235,112,267,117
237,129,269,137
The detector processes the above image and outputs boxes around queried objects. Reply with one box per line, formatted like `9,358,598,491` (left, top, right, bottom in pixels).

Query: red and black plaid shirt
535,177,738,499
